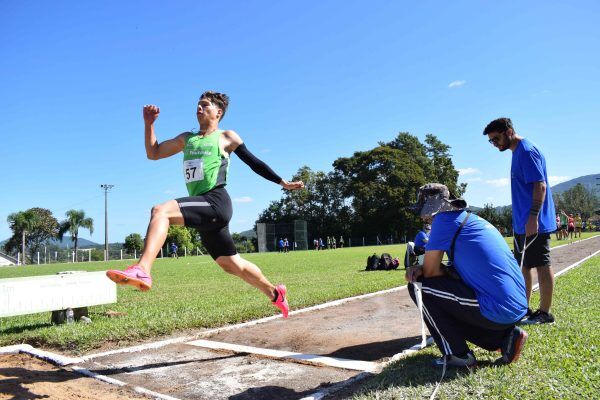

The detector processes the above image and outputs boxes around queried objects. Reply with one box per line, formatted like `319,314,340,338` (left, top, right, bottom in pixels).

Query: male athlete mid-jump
107,91,304,317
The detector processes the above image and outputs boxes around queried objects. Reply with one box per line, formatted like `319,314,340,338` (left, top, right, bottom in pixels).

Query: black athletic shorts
176,186,237,260
513,233,551,268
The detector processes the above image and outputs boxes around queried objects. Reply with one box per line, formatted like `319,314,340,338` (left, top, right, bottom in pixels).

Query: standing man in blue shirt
484,118,557,324
406,183,528,367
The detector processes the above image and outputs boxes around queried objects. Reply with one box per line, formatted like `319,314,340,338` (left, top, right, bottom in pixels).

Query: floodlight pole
100,184,115,261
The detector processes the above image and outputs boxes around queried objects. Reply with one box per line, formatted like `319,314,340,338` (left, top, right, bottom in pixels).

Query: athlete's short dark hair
483,117,514,135
201,91,230,121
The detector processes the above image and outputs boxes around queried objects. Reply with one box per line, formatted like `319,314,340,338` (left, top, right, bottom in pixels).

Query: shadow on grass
326,336,422,361
0,322,52,335
332,352,498,399
90,353,247,375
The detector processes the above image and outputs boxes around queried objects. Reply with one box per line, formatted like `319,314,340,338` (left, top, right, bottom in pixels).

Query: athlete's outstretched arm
143,105,186,160
223,130,304,190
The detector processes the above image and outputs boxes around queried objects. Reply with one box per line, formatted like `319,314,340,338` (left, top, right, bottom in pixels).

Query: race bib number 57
183,159,204,183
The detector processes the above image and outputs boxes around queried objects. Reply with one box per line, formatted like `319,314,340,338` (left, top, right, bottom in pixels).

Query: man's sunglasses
488,131,506,145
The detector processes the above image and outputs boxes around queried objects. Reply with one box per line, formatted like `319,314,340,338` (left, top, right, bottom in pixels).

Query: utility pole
100,184,115,261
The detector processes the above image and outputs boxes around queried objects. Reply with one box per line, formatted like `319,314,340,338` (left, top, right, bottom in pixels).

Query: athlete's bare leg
137,200,184,274
215,254,276,299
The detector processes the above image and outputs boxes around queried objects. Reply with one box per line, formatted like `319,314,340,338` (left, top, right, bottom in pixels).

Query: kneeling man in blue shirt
406,183,529,368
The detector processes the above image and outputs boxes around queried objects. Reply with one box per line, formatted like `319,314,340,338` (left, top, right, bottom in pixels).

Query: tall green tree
5,210,39,264
554,183,599,219
57,210,94,255
123,233,143,254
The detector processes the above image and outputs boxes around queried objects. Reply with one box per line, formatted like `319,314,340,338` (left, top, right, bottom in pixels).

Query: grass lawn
0,244,407,352
351,254,600,400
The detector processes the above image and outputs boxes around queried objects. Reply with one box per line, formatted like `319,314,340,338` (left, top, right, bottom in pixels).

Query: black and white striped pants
408,277,514,356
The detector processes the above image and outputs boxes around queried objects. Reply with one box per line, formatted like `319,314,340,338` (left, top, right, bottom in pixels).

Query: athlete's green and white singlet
182,130,230,196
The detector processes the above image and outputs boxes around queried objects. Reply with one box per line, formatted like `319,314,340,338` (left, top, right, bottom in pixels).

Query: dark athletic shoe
521,309,555,325
432,351,476,368
500,326,528,364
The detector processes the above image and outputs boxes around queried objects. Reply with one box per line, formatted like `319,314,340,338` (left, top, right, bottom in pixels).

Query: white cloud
548,176,571,185
465,177,483,182
233,196,253,203
485,178,510,187
457,167,480,176
448,80,466,88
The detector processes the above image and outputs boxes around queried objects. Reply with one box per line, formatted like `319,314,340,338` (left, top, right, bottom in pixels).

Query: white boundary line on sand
532,248,600,292
0,344,182,400
298,337,435,400
186,338,380,372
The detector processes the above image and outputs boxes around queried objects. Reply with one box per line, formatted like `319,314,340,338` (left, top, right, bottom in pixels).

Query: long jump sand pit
2,236,599,400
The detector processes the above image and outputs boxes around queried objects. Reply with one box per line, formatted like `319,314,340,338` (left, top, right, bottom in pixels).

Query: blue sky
1,0,599,244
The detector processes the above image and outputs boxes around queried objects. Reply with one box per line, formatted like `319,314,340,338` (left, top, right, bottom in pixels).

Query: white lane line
532,248,600,292
186,338,380,373
80,336,194,362
71,365,182,400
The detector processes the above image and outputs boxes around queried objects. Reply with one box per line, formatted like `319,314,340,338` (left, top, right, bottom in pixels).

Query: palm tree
57,210,94,256
7,210,39,265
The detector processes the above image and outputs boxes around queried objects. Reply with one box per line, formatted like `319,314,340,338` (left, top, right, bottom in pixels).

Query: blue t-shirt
414,231,429,249
511,138,557,234
427,210,527,324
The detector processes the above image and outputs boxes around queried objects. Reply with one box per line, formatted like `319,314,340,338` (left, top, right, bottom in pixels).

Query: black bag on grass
365,254,380,271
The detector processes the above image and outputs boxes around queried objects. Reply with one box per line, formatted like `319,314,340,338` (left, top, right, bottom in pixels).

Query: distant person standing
574,213,583,238
313,238,319,251
567,214,575,240
278,238,284,253
339,236,345,248
484,118,557,324
332,236,337,249
283,238,289,253
319,238,324,250
555,214,562,240
559,210,568,240
169,242,179,259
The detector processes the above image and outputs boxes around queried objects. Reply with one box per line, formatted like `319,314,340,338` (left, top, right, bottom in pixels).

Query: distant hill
0,237,102,249
238,229,257,239
551,173,600,194
470,173,599,210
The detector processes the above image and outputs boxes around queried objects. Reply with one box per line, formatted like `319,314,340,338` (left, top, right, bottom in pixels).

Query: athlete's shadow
229,382,339,400
341,352,499,398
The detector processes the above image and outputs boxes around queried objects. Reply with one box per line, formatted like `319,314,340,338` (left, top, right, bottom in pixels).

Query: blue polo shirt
511,138,557,234
427,210,527,324
414,231,429,249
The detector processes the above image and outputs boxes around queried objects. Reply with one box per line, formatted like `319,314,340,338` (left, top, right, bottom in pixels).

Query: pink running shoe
106,265,152,291
271,284,289,318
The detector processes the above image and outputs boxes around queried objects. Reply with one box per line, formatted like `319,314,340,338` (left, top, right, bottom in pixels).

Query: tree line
256,132,466,241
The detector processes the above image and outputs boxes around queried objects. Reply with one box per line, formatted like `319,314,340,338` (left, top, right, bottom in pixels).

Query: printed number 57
186,167,197,180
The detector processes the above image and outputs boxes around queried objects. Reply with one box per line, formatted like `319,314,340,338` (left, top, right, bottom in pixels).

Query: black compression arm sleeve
234,143,282,184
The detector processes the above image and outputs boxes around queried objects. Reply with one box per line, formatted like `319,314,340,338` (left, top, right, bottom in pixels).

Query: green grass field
351,254,600,400
0,233,597,354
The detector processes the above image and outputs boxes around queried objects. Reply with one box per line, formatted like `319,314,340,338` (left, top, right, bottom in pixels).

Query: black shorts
513,233,551,268
176,186,237,260
568,226,575,232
